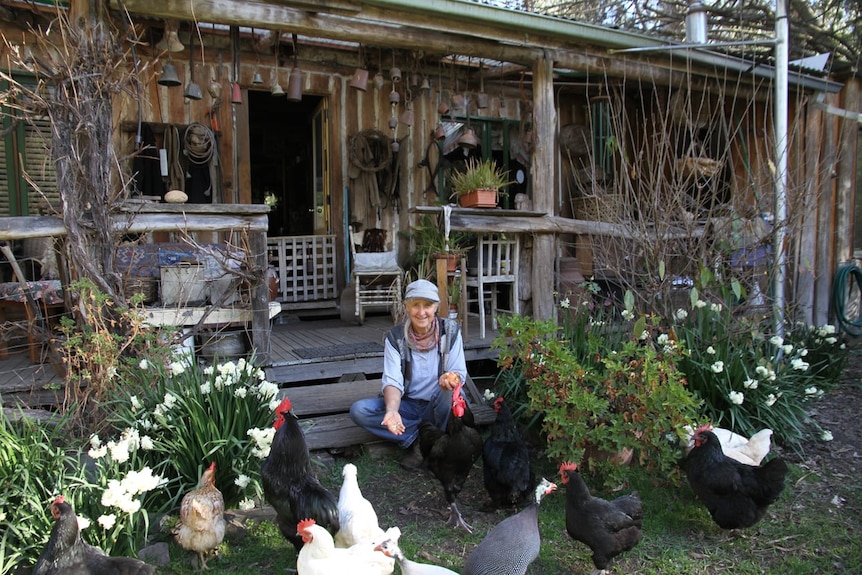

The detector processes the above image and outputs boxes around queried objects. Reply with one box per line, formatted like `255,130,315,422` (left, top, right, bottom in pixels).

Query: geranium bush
671,267,848,450
111,354,280,512
494,286,701,489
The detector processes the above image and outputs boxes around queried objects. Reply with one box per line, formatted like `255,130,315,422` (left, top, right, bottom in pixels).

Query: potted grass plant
449,157,511,208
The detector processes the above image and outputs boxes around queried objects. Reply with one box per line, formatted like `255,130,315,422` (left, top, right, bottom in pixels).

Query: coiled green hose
832,263,862,336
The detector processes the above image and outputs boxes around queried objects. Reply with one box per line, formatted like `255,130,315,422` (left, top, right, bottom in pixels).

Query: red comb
274,397,292,429
207,462,216,472
559,461,578,483
54,495,66,504
695,423,713,435
494,397,504,411
296,518,316,532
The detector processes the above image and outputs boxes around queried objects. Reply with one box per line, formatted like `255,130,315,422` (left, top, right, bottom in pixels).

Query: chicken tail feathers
753,457,788,505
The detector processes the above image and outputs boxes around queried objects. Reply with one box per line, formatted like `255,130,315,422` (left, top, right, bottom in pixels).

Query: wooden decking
0,309,500,410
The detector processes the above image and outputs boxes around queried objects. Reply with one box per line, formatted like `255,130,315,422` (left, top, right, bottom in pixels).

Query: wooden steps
281,376,495,451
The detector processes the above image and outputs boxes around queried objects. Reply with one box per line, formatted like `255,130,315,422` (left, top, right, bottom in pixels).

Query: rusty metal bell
231,82,242,104
350,67,369,91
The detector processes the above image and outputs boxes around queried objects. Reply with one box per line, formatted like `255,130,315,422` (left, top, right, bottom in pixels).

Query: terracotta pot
435,253,460,272
458,188,498,208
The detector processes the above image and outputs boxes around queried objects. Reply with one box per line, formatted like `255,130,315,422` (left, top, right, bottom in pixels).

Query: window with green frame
0,77,59,216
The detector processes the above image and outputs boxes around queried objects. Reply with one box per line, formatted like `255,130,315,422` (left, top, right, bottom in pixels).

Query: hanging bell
420,77,431,92
388,90,400,104
252,70,264,85
457,126,479,149
433,123,446,141
350,67,369,91
158,61,181,87
391,139,400,152
389,66,401,83
373,72,385,90
156,19,185,53
231,82,242,104
388,116,398,130
184,81,203,100
287,66,303,101
399,102,414,127
452,92,466,111
477,92,489,109
271,81,285,97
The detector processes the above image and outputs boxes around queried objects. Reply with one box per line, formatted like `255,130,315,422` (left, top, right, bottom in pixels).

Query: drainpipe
773,0,788,337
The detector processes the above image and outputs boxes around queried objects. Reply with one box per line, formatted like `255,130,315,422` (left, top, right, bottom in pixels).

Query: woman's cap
404,279,440,303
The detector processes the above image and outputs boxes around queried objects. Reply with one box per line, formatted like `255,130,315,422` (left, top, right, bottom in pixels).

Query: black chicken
683,424,788,529
482,397,534,509
260,396,340,552
559,462,643,574
419,379,483,532
33,495,155,575
462,478,557,575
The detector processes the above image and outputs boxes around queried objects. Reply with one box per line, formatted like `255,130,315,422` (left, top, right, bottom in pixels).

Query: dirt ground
349,337,862,566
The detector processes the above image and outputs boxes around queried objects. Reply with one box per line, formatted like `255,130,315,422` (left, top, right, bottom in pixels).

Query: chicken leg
446,501,473,533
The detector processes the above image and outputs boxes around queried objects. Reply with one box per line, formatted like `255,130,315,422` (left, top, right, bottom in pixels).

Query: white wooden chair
349,226,402,324
465,233,519,338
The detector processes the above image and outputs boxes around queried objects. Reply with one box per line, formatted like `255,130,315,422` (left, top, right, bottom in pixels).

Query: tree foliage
483,0,860,70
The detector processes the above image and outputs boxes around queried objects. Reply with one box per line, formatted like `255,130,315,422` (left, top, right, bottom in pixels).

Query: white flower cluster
755,365,777,381
247,427,276,459
100,467,163,515
483,388,497,401
728,390,744,405
620,309,634,321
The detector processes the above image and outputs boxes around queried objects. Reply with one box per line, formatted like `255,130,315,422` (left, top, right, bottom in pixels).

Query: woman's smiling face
406,299,438,333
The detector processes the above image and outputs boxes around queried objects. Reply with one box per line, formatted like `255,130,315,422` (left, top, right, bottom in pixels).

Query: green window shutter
23,116,59,213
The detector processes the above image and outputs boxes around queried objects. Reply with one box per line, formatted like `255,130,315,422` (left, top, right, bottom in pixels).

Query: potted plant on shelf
405,214,468,276
449,157,511,208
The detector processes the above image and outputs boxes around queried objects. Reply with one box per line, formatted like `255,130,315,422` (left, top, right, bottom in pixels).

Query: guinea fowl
559,461,643,575
418,377,483,532
462,478,557,575
33,495,155,575
482,396,534,509
683,424,788,529
175,462,226,570
261,396,340,552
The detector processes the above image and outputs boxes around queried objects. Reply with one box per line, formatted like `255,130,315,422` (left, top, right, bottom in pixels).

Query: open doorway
248,91,328,237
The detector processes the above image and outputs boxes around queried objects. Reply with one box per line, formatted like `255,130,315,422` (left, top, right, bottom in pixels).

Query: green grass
157,450,862,574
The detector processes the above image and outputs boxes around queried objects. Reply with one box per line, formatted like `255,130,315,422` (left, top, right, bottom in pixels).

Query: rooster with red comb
261,396,340,553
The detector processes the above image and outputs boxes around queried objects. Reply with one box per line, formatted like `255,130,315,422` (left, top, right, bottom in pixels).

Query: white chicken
297,518,395,575
682,425,772,466
374,527,459,575
334,463,384,548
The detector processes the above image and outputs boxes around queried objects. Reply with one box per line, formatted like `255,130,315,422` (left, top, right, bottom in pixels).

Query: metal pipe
773,0,789,337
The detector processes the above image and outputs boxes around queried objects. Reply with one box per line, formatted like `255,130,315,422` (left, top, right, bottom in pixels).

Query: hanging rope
183,122,215,165
348,129,392,173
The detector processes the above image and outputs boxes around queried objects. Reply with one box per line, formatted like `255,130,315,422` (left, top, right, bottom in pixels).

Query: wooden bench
280,376,496,451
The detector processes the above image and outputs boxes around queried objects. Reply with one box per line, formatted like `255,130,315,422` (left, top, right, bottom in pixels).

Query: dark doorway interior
248,91,322,236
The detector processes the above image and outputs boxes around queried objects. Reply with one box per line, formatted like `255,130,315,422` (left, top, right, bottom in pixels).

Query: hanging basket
458,188,498,208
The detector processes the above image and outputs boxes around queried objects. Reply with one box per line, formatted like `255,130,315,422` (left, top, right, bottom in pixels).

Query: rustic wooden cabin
0,1,859,445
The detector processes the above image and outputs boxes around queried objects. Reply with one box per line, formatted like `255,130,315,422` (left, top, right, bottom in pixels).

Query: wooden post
436,256,449,314
530,53,557,321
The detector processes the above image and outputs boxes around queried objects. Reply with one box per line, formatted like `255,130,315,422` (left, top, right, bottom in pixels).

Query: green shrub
494,286,701,489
